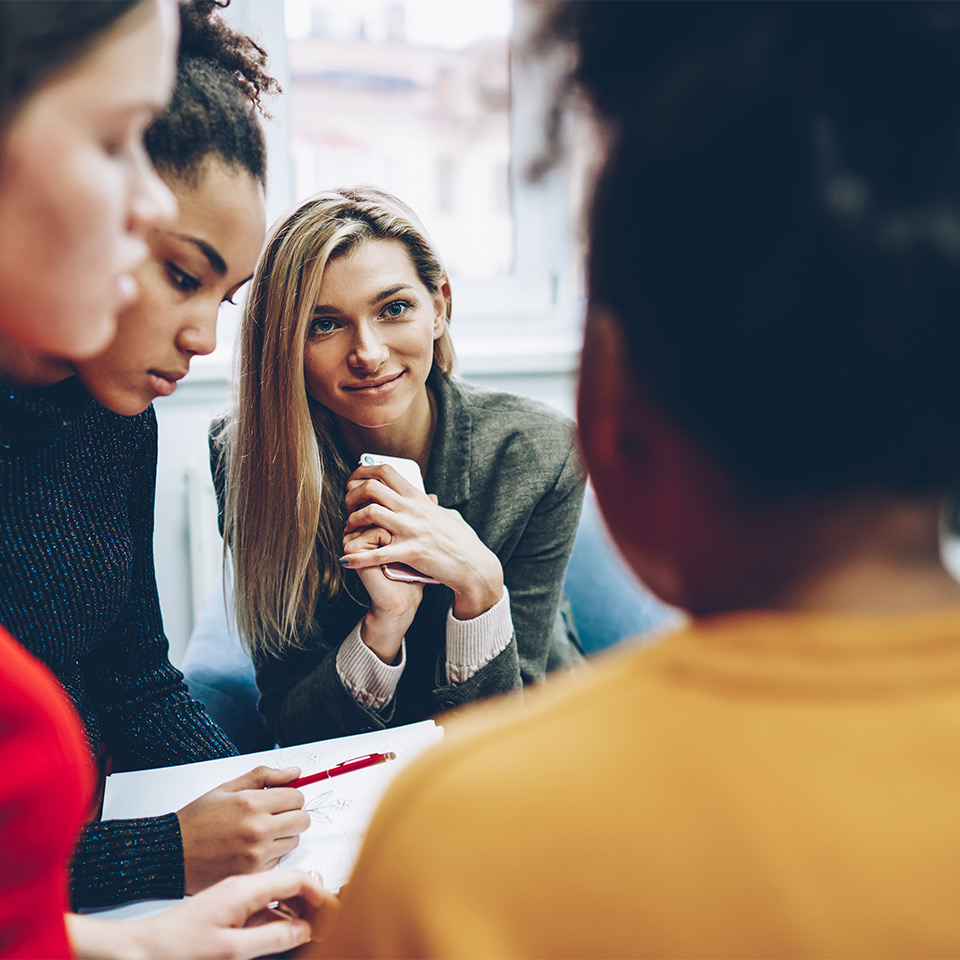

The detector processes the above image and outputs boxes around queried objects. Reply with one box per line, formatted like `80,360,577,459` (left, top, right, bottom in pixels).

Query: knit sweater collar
0,375,95,453
0,374,93,421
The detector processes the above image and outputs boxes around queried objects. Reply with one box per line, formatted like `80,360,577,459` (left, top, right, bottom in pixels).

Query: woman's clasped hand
342,461,506,648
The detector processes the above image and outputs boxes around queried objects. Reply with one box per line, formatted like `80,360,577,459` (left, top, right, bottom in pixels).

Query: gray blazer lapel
424,368,470,509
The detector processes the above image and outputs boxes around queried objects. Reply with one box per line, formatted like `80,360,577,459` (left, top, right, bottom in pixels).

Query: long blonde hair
217,187,455,659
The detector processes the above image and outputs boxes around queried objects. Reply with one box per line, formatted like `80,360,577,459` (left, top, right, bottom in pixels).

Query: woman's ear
578,308,735,610
432,280,450,340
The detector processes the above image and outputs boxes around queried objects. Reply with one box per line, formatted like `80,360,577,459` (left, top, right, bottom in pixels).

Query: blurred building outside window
198,0,595,379
286,0,513,282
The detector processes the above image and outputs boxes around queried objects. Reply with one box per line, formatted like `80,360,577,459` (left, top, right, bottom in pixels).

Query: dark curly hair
547,2,960,500
144,0,280,187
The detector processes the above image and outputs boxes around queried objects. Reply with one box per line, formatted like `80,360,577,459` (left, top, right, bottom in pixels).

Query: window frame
194,0,584,381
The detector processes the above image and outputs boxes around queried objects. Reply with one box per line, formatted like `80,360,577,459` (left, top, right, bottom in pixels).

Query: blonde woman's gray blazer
211,368,586,744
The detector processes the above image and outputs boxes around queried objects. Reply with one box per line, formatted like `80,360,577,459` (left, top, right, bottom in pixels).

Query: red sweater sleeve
0,627,93,959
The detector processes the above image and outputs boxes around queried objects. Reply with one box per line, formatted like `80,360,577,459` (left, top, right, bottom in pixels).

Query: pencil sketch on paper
300,845,347,883
268,747,329,772
101,719,444,896
303,788,352,826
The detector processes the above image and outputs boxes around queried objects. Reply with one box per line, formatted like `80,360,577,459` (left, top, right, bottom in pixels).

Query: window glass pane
285,0,513,281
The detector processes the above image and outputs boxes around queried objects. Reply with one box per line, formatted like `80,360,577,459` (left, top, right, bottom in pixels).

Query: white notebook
101,719,444,897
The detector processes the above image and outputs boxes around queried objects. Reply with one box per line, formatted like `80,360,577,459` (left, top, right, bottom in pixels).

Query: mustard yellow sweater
322,606,960,959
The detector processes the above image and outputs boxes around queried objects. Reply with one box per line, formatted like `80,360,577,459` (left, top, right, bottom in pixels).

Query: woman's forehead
318,241,421,298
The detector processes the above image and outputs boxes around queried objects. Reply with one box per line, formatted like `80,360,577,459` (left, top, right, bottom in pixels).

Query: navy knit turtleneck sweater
0,376,237,908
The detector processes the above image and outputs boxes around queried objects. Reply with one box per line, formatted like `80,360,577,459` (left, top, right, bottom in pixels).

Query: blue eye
167,263,200,293
383,300,409,318
310,317,340,335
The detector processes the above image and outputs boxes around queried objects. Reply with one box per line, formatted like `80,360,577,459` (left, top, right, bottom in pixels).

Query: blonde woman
213,187,585,744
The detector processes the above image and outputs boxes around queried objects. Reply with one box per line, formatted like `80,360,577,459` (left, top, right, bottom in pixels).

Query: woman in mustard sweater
318,4,960,958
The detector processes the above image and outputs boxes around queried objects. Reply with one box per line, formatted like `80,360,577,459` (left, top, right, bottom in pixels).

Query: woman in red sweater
0,629,93,958
0,2,327,957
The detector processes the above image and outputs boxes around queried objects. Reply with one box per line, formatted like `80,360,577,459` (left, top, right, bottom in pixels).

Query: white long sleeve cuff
445,587,513,684
336,619,406,712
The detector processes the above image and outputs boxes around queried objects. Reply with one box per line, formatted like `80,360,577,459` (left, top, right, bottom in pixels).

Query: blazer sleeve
254,622,400,743
431,437,586,708
506,440,586,683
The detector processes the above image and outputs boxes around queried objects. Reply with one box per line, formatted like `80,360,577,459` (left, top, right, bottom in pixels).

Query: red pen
286,751,396,789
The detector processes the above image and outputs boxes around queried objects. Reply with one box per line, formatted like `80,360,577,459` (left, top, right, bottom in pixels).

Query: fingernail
338,556,350,567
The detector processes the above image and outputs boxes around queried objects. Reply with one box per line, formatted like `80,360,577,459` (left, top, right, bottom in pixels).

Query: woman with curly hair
0,0,310,911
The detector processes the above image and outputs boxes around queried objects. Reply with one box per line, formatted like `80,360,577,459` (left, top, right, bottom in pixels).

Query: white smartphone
357,453,439,585
358,452,426,490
